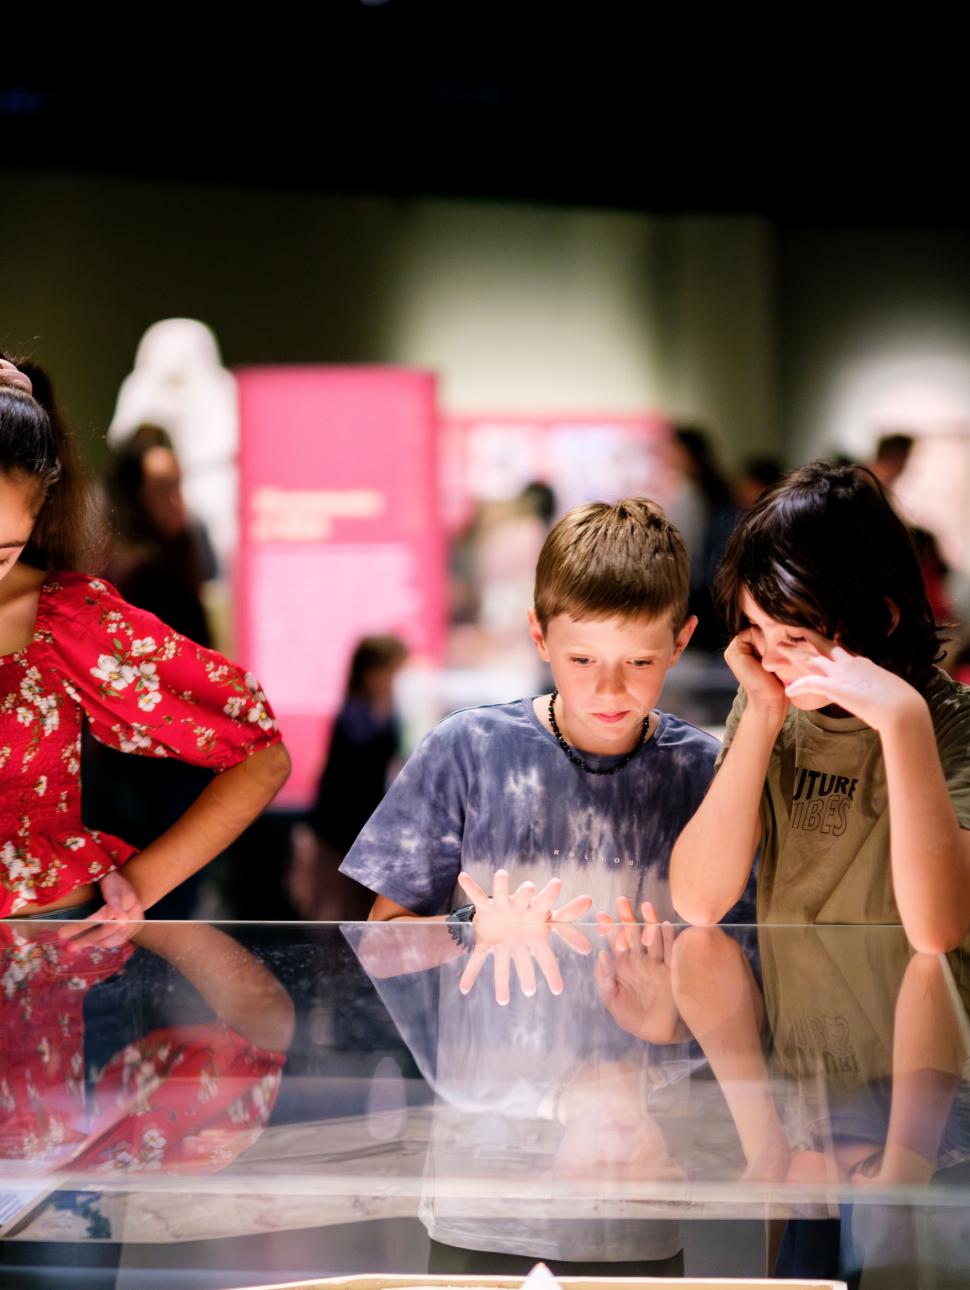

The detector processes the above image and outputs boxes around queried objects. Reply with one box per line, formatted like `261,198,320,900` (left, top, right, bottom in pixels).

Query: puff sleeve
40,574,281,771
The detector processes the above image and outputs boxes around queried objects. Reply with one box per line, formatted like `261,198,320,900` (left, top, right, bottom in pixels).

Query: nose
594,665,627,699
759,638,786,674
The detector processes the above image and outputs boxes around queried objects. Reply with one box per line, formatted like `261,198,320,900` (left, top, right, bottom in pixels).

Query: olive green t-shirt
719,670,970,1103
718,667,970,927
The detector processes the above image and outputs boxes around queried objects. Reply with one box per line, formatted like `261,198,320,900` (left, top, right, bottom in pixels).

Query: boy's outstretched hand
595,898,690,1044
455,870,593,1005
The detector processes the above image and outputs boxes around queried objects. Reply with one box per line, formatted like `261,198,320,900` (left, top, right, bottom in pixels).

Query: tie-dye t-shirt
341,697,721,921
342,699,732,1261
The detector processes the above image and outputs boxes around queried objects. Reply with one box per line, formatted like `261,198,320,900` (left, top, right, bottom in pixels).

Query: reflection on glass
0,920,968,1289
0,921,293,1238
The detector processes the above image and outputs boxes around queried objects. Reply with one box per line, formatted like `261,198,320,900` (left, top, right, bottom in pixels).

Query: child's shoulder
926,665,970,707
40,571,122,611
419,697,539,755
924,666,970,736
654,709,721,764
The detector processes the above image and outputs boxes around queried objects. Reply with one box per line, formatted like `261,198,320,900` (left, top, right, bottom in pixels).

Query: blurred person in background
869,431,914,490
736,454,784,509
290,635,409,921
450,481,557,629
666,425,739,652
103,423,217,644
866,431,956,648
448,482,558,698
518,479,557,527
911,525,953,630
82,425,222,919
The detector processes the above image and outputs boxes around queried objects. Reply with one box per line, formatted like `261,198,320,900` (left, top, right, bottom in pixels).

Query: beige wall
1,173,777,466
778,227,970,463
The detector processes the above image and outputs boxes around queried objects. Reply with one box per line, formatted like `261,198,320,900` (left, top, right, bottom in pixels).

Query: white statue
109,319,238,572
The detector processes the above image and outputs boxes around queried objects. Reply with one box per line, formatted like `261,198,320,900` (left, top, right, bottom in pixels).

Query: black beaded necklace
547,691,651,775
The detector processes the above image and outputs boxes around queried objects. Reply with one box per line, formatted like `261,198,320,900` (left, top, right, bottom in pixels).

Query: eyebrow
0,540,29,550
564,644,665,654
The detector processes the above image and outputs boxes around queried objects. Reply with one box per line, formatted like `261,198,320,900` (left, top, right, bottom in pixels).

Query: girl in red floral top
0,363,290,928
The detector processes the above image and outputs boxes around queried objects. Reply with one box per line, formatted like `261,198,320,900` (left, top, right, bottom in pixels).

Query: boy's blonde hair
533,497,690,631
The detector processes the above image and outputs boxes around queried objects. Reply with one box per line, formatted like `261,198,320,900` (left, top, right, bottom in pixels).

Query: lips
593,711,630,724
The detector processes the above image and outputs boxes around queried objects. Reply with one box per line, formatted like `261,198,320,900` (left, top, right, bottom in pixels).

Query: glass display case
1,918,967,1289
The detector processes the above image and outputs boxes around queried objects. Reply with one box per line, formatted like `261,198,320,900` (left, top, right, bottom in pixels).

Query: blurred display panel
439,414,672,535
237,368,445,808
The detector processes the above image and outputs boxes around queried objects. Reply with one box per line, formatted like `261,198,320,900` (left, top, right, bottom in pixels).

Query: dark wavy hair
0,360,95,571
714,461,943,686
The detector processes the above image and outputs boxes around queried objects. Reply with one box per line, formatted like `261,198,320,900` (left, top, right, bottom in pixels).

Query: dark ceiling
4,10,966,224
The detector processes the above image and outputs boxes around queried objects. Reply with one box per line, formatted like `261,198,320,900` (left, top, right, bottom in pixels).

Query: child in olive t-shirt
672,461,970,952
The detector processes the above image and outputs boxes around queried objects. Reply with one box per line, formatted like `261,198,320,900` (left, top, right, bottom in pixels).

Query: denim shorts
9,899,101,922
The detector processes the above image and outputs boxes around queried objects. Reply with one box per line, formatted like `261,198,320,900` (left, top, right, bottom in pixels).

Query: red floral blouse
0,573,281,916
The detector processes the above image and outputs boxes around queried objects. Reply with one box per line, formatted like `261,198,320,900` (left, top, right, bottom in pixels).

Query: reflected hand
58,869,146,951
455,869,593,1005
848,1144,936,1189
550,1062,684,1181
552,1107,685,1182
596,899,689,1044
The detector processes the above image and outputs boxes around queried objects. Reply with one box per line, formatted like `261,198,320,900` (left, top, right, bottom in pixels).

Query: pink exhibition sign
236,367,444,809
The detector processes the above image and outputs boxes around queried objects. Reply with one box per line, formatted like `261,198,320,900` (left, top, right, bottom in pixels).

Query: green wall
1,173,777,467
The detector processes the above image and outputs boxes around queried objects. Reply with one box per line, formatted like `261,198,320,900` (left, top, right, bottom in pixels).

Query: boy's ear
527,608,551,661
885,598,901,634
671,614,698,663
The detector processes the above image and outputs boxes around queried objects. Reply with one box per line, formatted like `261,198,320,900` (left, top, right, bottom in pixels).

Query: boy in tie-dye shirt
341,499,750,1273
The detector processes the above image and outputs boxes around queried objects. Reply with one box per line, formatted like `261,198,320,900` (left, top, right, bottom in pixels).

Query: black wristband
446,902,476,950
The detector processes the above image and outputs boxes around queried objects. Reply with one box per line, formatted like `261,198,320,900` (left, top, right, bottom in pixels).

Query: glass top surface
1,918,968,1251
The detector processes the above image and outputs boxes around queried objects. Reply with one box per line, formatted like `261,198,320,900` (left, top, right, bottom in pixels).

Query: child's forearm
134,921,295,1051
671,706,779,924
671,927,785,1174
881,702,970,953
360,893,463,975
121,742,291,910
873,953,965,1178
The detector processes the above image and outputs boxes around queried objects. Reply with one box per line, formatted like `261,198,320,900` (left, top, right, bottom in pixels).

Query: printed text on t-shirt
790,767,859,836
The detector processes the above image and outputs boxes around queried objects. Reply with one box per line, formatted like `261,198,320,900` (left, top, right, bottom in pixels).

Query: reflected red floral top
0,925,284,1177
0,573,281,916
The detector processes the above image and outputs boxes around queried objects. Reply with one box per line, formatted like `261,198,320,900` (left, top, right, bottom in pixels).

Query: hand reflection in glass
790,951,968,1283
833,953,964,1191
456,869,593,1005
550,1060,685,1183
672,927,970,1198
595,898,690,1044
671,926,790,1183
